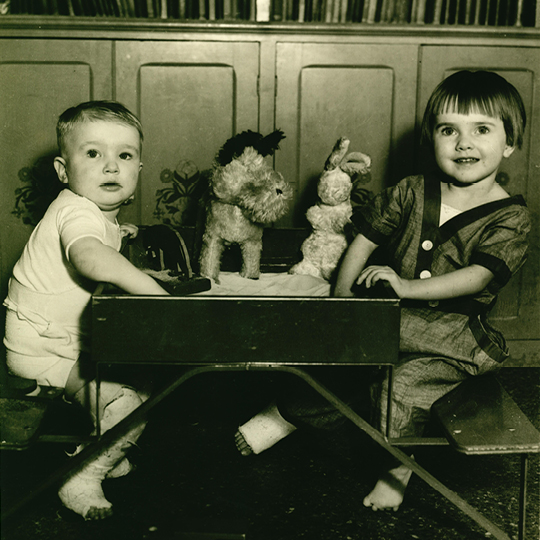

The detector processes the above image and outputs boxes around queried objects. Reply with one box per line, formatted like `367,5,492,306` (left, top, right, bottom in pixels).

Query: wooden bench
0,386,64,451
432,374,540,540
0,356,68,451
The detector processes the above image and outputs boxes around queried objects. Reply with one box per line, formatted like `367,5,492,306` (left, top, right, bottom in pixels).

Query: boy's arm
334,234,379,297
69,237,169,295
358,264,494,300
119,222,139,239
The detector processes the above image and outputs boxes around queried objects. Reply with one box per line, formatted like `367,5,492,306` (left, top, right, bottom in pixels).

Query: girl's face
433,110,515,186
54,120,142,220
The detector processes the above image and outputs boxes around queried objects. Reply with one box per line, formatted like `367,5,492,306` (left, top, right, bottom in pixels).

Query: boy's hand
120,223,139,239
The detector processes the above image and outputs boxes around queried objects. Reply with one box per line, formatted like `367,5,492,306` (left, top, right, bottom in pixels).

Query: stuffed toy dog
199,130,291,282
289,137,371,281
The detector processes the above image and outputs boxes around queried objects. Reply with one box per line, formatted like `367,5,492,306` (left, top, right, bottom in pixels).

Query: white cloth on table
195,272,331,297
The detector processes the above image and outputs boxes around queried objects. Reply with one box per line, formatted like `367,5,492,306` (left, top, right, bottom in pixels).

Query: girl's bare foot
235,430,253,456
235,403,297,455
363,461,413,511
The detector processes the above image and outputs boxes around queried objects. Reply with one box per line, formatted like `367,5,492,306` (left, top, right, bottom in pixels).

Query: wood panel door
419,46,540,364
114,41,260,227
275,42,418,225
0,39,112,301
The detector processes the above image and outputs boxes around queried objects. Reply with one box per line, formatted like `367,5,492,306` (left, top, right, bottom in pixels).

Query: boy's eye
87,149,100,158
119,152,133,160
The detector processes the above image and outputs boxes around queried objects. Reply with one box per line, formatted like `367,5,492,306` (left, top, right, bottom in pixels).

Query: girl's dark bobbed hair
421,70,526,149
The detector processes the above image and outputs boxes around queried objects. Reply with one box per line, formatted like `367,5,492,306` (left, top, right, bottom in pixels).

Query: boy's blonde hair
56,100,143,156
421,70,526,149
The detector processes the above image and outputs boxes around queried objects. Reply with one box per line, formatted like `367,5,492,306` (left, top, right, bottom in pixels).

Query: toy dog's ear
215,129,286,166
324,138,350,171
216,130,264,166
255,130,286,157
340,152,371,177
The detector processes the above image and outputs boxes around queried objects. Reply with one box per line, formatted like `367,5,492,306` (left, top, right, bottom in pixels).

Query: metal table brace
2,363,523,540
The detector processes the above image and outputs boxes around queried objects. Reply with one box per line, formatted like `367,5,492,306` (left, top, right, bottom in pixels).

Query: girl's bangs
437,94,500,119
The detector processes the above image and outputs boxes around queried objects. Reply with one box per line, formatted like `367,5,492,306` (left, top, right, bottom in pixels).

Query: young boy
4,101,168,520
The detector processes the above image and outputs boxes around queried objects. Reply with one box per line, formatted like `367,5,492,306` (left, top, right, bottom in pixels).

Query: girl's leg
235,402,297,455
58,379,150,520
364,356,468,511
235,368,361,456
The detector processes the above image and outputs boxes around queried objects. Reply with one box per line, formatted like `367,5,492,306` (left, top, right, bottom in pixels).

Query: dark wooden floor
1,368,539,540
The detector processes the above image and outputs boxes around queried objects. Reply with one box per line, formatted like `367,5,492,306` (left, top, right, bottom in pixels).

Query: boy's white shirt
13,189,122,295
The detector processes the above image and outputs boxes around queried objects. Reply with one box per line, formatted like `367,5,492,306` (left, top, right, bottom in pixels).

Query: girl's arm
334,234,379,297
69,237,169,295
358,264,494,300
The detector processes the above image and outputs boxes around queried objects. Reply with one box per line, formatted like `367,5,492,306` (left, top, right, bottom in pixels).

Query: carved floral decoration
13,155,64,226
154,160,209,227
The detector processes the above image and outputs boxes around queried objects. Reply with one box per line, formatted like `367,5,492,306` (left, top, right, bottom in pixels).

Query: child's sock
68,442,133,480
363,458,414,511
235,403,297,455
59,386,145,520
106,457,133,478
58,461,115,520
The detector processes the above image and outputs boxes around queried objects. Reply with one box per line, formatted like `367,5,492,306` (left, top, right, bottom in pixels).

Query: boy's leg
4,308,148,518
364,355,468,511
65,354,96,401
59,379,149,520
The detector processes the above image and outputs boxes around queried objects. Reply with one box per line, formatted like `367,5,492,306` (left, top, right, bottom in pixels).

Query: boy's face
433,110,515,186
54,120,142,217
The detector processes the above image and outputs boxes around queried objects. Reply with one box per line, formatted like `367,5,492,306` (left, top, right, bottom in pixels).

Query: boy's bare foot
363,462,413,511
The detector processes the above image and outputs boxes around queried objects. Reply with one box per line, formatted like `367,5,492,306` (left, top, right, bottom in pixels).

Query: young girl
4,101,168,520
235,70,530,511
334,69,530,511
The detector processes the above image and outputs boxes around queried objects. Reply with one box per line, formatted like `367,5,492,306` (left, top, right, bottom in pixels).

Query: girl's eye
119,152,132,160
87,149,99,158
477,126,490,135
440,127,455,136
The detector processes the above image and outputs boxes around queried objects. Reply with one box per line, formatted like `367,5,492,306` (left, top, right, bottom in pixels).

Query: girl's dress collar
424,170,526,231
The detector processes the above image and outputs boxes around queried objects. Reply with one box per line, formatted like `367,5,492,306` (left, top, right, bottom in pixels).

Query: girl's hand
120,223,139,239
357,265,408,298
334,287,355,298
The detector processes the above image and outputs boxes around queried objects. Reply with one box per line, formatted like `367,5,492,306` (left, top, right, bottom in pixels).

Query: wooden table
89,285,521,540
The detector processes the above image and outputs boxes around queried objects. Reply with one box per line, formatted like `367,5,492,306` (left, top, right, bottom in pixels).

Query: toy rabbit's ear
324,138,350,171
340,152,371,176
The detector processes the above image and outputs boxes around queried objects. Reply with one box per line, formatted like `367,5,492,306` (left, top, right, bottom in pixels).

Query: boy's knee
71,380,147,423
101,387,144,431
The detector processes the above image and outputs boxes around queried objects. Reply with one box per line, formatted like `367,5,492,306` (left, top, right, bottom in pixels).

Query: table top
91,289,400,366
